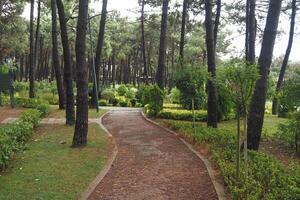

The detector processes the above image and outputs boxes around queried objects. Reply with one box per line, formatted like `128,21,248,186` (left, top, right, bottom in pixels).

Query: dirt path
88,111,218,200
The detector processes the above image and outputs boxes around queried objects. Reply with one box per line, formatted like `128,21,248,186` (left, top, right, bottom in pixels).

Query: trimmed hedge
161,120,300,199
0,109,42,169
158,109,207,122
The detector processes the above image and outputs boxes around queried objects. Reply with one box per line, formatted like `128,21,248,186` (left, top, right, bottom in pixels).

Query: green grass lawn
0,124,113,200
48,106,108,118
159,114,288,138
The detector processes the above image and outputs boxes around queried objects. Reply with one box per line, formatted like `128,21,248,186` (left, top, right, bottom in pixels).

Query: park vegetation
1,0,300,199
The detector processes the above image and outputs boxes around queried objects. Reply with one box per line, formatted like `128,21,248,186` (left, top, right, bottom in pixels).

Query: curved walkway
88,111,219,200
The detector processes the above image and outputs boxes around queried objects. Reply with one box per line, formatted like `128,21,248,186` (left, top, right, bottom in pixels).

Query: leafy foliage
175,67,207,110
0,109,42,169
145,85,164,117
275,112,300,152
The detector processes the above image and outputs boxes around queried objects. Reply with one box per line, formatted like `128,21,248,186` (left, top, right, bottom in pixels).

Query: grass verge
0,123,113,200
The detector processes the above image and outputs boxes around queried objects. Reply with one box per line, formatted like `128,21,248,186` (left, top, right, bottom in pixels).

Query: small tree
175,67,207,110
176,67,207,130
147,85,164,117
216,60,259,185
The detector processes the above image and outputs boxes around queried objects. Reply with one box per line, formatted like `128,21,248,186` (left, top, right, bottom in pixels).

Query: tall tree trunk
92,0,108,105
73,0,89,147
179,0,188,65
51,0,65,109
141,0,148,84
56,0,75,125
156,0,169,89
205,0,218,128
246,0,256,64
272,0,296,115
214,0,221,47
247,0,282,150
29,0,35,98
34,0,41,81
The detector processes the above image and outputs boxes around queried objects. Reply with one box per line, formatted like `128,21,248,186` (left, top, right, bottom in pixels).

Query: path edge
140,111,227,200
79,111,118,200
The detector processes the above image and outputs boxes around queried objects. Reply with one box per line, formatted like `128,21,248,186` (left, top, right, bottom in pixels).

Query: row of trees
1,0,298,149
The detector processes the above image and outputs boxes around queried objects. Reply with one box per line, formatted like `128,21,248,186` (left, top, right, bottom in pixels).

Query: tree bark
51,0,65,109
73,0,89,147
247,0,282,150
179,0,188,65
246,0,256,64
272,0,296,115
56,0,75,125
214,0,221,48
205,0,218,128
141,0,148,84
92,0,108,105
156,0,169,89
29,0,35,98
34,0,41,81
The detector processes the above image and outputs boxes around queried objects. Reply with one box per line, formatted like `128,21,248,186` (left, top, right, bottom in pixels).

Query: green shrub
117,84,128,96
158,109,207,121
275,112,300,152
169,87,181,104
119,100,128,107
19,109,41,128
101,89,116,102
136,84,151,106
0,109,42,169
15,97,50,116
147,85,164,117
40,93,59,105
99,99,108,106
13,82,28,92
125,88,137,100
130,98,137,107
111,97,119,106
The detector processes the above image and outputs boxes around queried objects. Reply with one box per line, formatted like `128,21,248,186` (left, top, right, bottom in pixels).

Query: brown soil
88,111,218,200
0,106,25,122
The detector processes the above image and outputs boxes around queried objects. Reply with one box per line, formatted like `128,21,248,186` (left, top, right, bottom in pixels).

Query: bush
19,109,41,128
119,100,129,107
40,93,59,105
125,88,137,100
15,97,50,116
0,109,42,169
158,109,207,121
99,99,108,106
147,85,164,117
130,98,137,107
101,89,116,102
111,97,119,106
169,87,180,104
117,84,128,96
275,112,300,152
136,84,151,106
